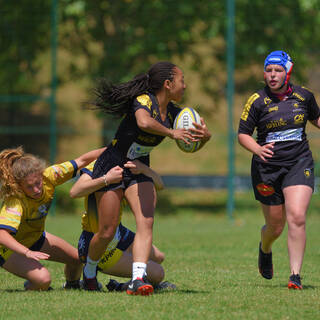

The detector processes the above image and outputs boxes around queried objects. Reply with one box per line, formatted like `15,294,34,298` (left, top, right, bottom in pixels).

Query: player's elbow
69,188,80,199
137,118,151,131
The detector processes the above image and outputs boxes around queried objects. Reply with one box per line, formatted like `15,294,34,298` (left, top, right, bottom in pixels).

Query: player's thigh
125,182,156,221
96,190,123,232
102,251,132,277
283,185,312,222
41,232,79,264
3,252,48,281
261,203,286,227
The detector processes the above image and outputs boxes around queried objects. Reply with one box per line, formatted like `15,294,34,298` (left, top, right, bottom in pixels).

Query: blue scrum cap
264,50,293,86
264,50,293,73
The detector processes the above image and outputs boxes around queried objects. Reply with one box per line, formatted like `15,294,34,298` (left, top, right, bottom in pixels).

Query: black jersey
238,84,320,166
111,92,180,163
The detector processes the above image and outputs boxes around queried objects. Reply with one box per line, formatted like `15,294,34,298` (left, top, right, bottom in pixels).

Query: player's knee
153,265,165,283
147,263,164,284
33,269,51,290
97,227,116,243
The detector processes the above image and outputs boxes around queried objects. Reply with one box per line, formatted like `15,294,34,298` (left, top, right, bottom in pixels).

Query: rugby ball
173,107,201,153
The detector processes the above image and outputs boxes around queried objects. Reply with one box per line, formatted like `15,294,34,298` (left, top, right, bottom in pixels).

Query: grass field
1,190,320,320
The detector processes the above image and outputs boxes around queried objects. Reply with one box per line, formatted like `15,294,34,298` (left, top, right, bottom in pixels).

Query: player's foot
82,272,101,291
106,279,130,292
62,280,81,290
154,281,177,291
288,274,302,290
24,280,53,291
258,242,273,279
126,277,153,296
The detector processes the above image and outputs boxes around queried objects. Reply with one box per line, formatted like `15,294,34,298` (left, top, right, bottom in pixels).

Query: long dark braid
90,61,176,118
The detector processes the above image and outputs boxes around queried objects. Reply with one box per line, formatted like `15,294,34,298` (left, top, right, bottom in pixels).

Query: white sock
132,262,147,280
84,256,99,279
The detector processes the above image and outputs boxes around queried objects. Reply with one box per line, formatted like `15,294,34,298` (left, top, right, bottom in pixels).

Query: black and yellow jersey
111,92,181,163
238,84,320,166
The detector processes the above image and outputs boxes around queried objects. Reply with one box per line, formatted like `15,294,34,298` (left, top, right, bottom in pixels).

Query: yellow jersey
0,160,78,249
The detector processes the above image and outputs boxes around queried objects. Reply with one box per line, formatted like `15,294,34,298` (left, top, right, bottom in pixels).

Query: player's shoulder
292,84,315,100
135,92,154,110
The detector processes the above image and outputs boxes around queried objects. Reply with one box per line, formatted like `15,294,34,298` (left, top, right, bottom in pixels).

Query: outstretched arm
70,166,123,198
0,229,50,261
74,147,106,170
124,160,164,190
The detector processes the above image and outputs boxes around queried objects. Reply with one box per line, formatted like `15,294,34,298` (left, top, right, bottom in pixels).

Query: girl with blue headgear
238,50,320,290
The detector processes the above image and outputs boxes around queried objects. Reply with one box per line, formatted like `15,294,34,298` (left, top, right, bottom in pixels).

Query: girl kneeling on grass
0,146,105,290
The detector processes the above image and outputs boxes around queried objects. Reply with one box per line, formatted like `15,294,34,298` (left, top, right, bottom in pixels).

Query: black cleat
154,281,177,291
106,279,129,292
126,277,153,296
62,280,81,290
82,271,102,291
288,274,302,290
258,242,273,279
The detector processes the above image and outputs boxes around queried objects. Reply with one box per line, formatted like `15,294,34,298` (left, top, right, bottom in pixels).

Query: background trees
1,0,320,159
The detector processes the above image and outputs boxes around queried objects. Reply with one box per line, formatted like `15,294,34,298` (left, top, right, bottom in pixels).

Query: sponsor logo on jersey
268,106,278,113
294,114,304,124
292,92,305,101
304,168,311,178
256,183,275,196
266,118,287,129
266,128,303,143
241,93,260,121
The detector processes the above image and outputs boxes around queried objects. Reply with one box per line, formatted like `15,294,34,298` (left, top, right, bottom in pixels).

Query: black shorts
251,156,314,205
92,146,153,191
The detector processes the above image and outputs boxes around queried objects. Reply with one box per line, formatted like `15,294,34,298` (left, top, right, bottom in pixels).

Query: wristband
103,174,108,186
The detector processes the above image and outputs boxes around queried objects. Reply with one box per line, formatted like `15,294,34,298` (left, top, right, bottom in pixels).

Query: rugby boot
258,242,273,279
288,274,302,290
126,276,153,296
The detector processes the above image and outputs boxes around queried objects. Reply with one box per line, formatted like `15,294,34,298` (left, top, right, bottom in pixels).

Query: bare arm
70,166,124,198
238,133,274,162
0,229,49,261
124,160,164,190
135,109,193,143
74,147,106,170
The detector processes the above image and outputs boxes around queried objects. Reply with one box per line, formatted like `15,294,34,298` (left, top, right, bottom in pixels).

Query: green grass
1,191,320,319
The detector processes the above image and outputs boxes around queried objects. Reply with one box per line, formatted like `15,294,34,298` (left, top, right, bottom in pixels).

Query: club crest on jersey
256,183,275,197
264,97,272,105
304,168,311,178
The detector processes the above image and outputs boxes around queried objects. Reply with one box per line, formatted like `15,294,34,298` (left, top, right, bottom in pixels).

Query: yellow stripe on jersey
241,93,260,121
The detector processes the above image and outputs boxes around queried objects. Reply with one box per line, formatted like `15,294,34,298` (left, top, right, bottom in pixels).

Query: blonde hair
0,146,46,199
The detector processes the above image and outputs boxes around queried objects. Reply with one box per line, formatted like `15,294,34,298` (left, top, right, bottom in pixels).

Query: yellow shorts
98,248,123,270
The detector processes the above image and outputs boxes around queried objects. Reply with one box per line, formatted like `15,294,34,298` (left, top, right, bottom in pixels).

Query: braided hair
90,61,177,118
0,146,46,199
